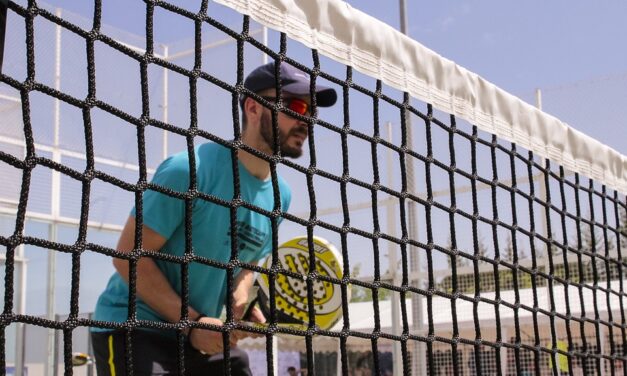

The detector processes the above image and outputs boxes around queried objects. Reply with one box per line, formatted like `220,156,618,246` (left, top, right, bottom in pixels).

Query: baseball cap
243,62,337,107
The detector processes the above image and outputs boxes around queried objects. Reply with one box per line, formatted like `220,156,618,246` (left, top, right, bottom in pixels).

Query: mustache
289,126,308,138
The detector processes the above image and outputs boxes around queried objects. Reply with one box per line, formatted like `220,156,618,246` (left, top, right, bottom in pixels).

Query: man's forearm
231,269,256,320
112,216,199,328
113,256,199,325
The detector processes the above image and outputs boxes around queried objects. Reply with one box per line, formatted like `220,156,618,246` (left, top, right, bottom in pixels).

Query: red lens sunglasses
261,96,310,116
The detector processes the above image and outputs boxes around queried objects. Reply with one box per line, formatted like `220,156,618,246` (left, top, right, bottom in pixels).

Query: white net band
216,0,627,193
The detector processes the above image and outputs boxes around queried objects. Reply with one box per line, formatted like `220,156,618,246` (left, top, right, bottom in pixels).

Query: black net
1,1,627,375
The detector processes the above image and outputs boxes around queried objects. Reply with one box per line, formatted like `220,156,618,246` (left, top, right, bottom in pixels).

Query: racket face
257,236,347,330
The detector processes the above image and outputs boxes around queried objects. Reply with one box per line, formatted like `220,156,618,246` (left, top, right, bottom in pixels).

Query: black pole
0,0,7,72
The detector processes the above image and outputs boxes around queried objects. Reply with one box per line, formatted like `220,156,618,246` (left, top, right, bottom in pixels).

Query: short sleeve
131,155,190,239
280,181,292,219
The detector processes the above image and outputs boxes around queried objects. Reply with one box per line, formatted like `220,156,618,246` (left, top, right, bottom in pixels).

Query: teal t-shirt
93,142,291,327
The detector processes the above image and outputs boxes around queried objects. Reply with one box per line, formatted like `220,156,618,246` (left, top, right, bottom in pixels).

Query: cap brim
282,82,337,107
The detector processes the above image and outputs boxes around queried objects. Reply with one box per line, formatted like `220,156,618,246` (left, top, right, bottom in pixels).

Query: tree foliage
350,263,392,302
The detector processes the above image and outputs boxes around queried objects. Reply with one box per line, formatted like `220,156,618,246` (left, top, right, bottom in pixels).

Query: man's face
258,94,311,158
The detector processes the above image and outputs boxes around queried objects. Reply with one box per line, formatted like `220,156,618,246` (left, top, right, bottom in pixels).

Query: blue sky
351,1,627,153
348,1,627,93
3,0,626,317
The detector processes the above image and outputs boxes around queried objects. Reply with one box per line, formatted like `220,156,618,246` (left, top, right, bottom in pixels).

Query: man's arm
232,268,265,323
112,216,229,354
112,216,200,324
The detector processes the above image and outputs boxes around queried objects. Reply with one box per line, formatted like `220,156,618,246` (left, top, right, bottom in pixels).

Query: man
90,61,337,375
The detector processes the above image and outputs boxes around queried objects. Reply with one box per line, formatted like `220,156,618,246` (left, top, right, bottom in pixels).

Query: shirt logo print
225,220,267,252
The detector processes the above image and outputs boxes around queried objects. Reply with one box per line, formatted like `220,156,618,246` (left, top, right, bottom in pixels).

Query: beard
260,111,306,158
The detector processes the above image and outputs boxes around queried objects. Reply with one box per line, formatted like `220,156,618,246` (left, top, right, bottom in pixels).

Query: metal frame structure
0,7,264,374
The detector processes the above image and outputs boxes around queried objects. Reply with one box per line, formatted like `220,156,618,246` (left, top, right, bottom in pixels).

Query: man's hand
231,269,257,319
232,297,266,323
188,316,236,355
232,299,266,340
232,299,249,322
245,304,266,324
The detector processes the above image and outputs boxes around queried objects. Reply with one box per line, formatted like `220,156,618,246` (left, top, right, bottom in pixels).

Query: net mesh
1,1,626,375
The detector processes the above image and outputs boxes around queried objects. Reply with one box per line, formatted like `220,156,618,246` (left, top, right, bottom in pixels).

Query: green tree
349,263,391,302
501,234,527,260
547,231,561,258
476,234,489,259
582,223,603,253
499,234,533,289
575,214,618,283
503,234,515,262
446,236,467,270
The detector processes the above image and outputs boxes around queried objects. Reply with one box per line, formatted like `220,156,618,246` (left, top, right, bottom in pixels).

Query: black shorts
90,329,252,376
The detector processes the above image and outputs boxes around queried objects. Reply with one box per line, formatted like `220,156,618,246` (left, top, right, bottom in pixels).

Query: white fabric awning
240,279,627,352
333,279,627,332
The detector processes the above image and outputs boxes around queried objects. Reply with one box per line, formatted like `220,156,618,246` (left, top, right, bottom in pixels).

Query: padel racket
243,236,348,331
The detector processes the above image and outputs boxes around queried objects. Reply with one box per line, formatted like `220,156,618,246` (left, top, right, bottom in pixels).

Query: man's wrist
187,313,207,339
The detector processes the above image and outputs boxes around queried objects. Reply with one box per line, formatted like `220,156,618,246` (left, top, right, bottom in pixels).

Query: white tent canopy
240,279,627,353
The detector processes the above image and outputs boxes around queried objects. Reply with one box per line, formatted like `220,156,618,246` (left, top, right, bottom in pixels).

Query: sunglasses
261,96,311,116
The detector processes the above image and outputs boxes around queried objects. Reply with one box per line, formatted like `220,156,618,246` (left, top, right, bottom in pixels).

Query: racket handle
241,296,259,321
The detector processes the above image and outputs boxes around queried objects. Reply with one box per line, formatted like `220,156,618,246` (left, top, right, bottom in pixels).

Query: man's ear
244,97,262,124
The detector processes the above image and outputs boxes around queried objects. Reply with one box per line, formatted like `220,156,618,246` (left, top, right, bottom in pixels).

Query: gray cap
243,62,337,107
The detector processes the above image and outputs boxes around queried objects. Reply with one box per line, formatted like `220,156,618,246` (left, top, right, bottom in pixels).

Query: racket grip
241,296,259,321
